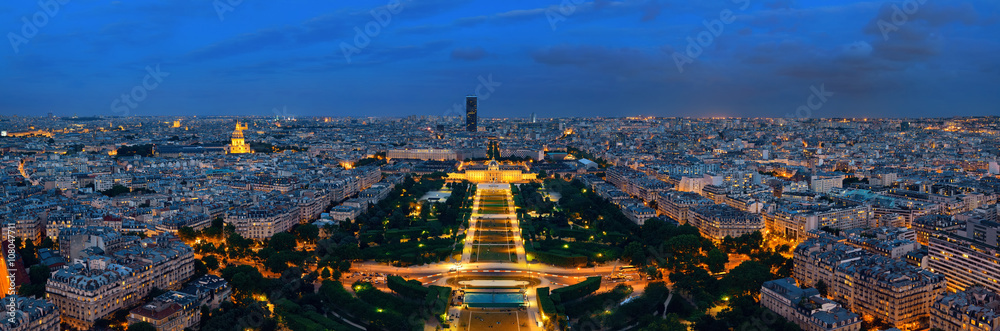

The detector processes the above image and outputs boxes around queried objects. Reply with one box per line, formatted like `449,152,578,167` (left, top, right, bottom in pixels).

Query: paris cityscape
3,1,1000,331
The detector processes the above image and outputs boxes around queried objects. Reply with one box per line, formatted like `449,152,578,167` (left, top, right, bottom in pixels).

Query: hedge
532,250,588,268
427,285,451,316
387,275,429,299
276,299,352,331
536,287,557,318
387,276,451,318
552,276,601,304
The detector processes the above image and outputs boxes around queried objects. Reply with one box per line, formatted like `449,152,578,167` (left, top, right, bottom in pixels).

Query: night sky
2,0,998,118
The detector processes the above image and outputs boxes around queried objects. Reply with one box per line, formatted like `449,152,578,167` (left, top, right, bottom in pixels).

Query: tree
100,184,131,197
28,265,49,284
660,234,704,272
38,236,55,249
267,252,303,273
202,255,220,270
127,322,157,331
20,239,38,266
269,233,297,251
623,242,646,265
639,314,687,331
178,227,198,242
815,279,828,297
193,259,208,279
294,224,319,244
706,248,728,274
721,261,772,298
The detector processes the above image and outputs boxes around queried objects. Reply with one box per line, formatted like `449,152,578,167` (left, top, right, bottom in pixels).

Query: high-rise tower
466,95,477,132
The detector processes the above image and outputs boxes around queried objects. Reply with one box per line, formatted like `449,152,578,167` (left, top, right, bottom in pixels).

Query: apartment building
760,278,861,331
912,214,963,245
45,235,194,330
929,231,1000,295
930,287,1000,331
0,295,60,331
688,204,765,241
225,203,299,240
795,236,946,329
764,200,872,243
655,190,713,225
45,258,137,330
128,291,201,331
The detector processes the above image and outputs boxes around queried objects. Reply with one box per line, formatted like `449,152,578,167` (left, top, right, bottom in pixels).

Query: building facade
930,287,1000,331
688,204,764,241
0,295,60,331
761,278,861,331
448,160,537,183
466,95,477,132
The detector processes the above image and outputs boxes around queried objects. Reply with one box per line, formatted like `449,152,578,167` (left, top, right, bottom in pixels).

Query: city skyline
3,0,999,118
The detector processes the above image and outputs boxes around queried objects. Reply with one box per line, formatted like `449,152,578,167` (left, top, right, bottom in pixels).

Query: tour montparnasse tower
229,121,253,154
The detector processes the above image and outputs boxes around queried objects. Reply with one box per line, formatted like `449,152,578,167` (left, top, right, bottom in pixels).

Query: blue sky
2,0,998,118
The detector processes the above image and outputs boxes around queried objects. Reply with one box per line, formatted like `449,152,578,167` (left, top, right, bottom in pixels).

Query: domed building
228,121,252,154
448,159,537,183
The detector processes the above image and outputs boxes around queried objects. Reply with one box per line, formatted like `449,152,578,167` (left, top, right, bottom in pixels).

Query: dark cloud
764,0,796,10
531,45,667,78
640,2,662,22
451,47,488,61
186,28,296,61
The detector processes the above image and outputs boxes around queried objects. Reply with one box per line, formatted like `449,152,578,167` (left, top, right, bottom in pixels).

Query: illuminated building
795,236,945,329
928,228,1000,295
448,159,536,183
386,148,458,161
761,278,861,331
228,121,252,154
0,295,60,331
225,202,299,240
45,235,194,330
689,204,764,241
763,200,872,243
930,287,1000,331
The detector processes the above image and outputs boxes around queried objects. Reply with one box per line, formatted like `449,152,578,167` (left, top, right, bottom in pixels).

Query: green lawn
474,245,517,262
475,230,513,244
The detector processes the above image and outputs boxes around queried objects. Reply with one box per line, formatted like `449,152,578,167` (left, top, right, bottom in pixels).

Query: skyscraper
466,95,477,132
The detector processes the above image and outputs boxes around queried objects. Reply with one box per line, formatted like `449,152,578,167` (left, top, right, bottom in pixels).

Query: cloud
531,44,666,77
451,47,488,61
763,0,796,10
187,28,297,61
